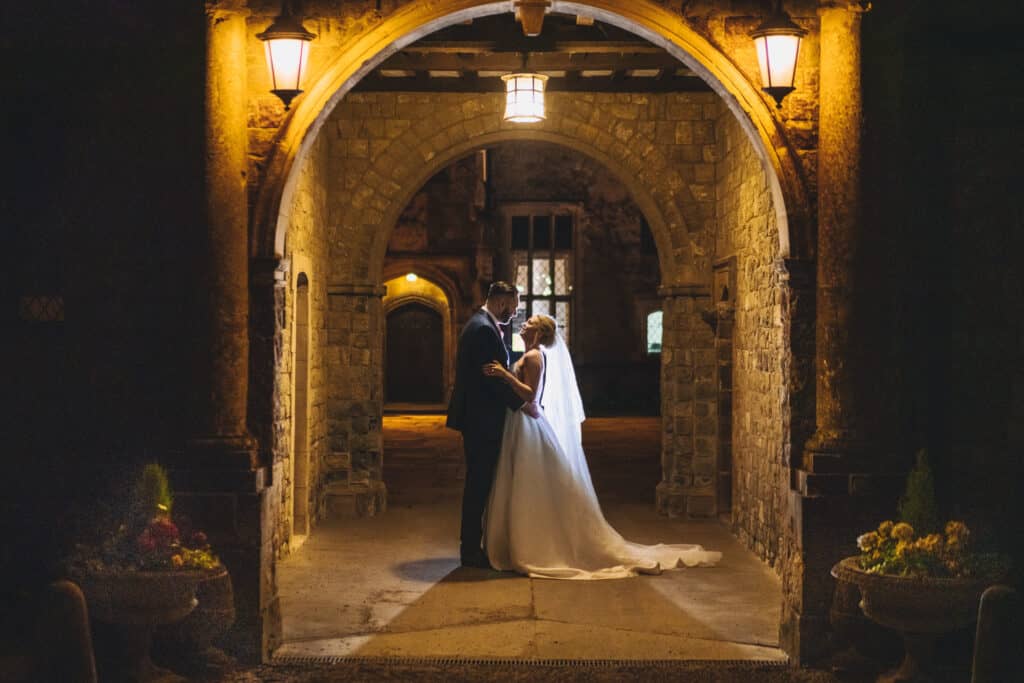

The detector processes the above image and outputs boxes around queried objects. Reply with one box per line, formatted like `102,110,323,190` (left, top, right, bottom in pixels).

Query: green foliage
128,463,173,534
897,449,941,536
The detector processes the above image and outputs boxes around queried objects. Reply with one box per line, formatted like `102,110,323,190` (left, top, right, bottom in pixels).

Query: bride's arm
484,351,541,403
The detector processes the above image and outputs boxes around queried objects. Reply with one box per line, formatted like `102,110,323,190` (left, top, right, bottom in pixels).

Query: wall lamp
257,2,316,110
751,0,806,108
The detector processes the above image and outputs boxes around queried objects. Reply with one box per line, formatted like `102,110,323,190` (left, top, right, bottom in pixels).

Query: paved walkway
275,416,785,662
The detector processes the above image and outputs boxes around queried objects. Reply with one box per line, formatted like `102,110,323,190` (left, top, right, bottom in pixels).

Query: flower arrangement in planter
72,464,219,574
833,451,1009,682
855,519,1002,580
850,450,1007,582
67,463,224,682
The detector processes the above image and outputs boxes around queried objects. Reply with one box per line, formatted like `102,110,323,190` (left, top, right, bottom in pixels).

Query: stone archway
247,2,816,535
385,302,445,403
246,1,817,537
382,274,455,402
250,0,812,266
222,0,836,664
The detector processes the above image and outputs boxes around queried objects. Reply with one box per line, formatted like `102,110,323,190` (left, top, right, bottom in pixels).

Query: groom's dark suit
447,308,524,560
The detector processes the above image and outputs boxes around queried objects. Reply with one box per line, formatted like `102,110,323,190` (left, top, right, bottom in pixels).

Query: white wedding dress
484,325,722,579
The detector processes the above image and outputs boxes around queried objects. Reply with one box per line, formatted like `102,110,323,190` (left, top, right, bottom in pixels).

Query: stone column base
780,603,834,666
168,442,277,664
781,477,905,666
325,481,387,519
655,482,717,519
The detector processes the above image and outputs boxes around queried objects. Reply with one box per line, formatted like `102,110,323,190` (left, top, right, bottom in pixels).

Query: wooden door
386,303,443,403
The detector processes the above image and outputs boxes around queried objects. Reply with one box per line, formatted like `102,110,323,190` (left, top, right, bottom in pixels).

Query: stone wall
269,133,332,555
714,109,789,568
656,293,719,518
323,289,386,516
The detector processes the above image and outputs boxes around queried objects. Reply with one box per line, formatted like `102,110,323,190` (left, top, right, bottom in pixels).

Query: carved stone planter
75,569,201,683
832,557,999,682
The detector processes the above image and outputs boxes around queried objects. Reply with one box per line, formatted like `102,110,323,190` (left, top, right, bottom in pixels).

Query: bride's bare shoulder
521,348,543,368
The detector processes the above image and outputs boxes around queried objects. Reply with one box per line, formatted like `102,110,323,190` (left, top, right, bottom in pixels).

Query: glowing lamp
257,5,316,110
502,73,548,123
750,1,806,108
406,273,418,282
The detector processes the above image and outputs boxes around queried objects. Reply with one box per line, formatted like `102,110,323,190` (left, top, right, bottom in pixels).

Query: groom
447,281,537,568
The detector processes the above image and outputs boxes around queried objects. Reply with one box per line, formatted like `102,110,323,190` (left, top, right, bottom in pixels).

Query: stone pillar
655,285,717,519
200,3,251,445
781,3,900,664
169,6,279,665
323,284,388,518
804,2,868,473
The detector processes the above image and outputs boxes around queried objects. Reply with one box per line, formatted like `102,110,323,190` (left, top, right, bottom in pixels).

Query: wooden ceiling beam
352,75,711,94
404,40,667,55
380,52,686,73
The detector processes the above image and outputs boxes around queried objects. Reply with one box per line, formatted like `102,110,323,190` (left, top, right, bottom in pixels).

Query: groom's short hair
487,281,518,300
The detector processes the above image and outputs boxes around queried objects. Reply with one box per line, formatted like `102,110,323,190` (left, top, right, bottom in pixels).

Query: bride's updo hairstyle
530,315,557,347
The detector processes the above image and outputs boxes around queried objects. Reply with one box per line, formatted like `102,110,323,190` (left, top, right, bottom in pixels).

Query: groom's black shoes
460,549,492,569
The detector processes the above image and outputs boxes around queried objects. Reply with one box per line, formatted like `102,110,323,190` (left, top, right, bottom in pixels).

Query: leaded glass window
509,210,574,352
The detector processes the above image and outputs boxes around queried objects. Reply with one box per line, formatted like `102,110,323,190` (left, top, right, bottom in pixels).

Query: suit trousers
459,428,503,557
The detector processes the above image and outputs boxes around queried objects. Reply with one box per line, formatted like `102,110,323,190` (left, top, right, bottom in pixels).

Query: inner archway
385,303,443,403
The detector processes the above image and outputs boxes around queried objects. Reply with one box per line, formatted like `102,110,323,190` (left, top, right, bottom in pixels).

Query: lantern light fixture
257,2,316,110
502,53,548,124
502,72,548,123
750,0,807,108
406,273,418,283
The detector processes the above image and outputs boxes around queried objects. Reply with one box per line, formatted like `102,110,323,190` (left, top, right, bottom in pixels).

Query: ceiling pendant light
502,53,548,124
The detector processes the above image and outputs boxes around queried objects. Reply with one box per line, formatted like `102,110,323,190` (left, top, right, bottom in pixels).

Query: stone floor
275,415,787,663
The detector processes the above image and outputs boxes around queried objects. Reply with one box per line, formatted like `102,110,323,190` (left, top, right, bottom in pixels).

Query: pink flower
136,531,158,554
148,518,180,546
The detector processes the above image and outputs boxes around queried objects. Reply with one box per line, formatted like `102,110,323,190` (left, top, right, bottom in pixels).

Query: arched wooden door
386,303,443,403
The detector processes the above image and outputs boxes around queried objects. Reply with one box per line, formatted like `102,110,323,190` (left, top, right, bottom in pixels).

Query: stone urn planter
74,569,202,683
832,557,1000,682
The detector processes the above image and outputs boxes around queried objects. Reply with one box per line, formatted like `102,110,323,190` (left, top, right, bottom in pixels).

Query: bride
481,314,721,579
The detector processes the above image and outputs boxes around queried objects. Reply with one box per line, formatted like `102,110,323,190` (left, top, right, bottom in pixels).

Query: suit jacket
446,309,525,437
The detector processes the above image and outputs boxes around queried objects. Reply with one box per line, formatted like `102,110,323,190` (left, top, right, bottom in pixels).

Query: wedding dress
484,323,722,579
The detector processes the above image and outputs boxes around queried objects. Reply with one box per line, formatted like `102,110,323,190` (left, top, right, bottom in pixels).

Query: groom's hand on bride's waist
522,401,541,419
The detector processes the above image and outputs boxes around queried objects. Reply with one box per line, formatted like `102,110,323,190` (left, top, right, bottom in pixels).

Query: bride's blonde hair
529,315,557,347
